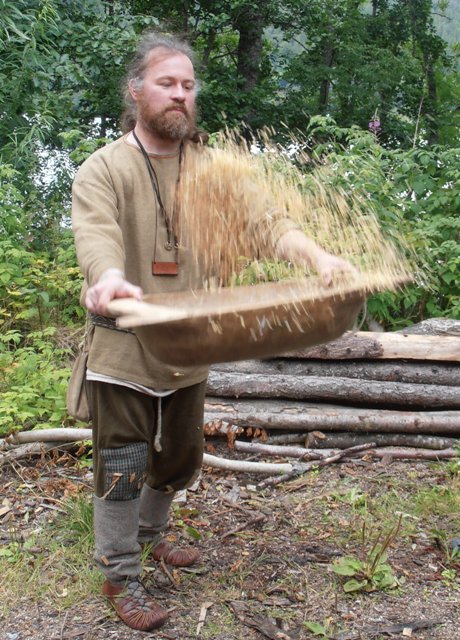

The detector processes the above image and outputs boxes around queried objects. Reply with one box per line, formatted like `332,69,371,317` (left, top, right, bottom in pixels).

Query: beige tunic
72,134,296,389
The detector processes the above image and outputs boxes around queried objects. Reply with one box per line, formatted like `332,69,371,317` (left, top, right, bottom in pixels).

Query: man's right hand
85,269,143,315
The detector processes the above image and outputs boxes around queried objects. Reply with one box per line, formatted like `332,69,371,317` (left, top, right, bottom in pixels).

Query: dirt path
1,449,459,640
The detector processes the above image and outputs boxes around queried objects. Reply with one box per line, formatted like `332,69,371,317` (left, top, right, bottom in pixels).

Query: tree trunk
319,39,335,113
206,371,460,409
233,3,265,92
204,397,460,434
423,56,439,145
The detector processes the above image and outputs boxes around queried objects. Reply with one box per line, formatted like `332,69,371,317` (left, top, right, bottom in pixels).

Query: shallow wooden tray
107,278,366,366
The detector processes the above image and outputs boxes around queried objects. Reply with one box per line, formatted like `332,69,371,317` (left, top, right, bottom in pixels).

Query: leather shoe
102,578,168,631
151,539,199,567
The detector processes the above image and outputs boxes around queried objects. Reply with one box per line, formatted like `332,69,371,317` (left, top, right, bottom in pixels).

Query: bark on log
264,433,305,445
7,428,92,444
211,360,460,387
233,440,458,461
199,421,458,450
233,440,326,459
206,371,460,409
302,431,458,450
204,397,460,434
396,318,460,336
284,331,460,361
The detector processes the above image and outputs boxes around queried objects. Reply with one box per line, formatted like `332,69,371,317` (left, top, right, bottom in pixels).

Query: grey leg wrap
100,442,148,500
138,484,175,544
93,496,142,582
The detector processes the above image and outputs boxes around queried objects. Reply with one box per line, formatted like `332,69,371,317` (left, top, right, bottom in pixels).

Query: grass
0,493,100,614
414,482,460,519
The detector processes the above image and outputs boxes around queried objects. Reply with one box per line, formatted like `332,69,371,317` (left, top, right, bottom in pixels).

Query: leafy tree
0,0,159,250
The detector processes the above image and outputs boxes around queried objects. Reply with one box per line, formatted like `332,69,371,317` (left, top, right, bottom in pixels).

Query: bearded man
71,31,353,632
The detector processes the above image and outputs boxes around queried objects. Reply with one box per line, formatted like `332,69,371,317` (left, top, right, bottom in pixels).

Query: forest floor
0,441,459,640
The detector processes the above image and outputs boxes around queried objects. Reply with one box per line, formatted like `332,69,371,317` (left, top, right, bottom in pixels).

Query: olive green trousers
88,379,207,499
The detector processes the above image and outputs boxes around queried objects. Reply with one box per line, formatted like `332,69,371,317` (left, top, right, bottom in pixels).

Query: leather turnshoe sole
102,579,168,631
151,540,199,567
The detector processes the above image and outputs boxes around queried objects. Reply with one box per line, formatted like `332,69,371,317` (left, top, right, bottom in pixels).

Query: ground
0,442,459,640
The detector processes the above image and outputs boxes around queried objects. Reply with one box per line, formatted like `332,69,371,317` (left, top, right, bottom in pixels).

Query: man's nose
171,84,186,101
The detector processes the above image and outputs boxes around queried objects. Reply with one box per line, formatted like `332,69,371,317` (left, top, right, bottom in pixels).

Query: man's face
131,49,197,141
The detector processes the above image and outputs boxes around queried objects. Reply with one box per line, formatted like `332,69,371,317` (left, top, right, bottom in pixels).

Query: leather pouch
66,323,94,422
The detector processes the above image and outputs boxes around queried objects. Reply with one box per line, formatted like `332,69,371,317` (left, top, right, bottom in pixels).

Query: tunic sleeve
71,154,126,290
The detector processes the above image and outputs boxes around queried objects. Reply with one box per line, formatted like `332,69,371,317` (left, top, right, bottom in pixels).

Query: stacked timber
204,320,460,454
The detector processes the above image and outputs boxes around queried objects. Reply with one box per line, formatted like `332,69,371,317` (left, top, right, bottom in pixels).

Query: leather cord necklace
132,129,183,276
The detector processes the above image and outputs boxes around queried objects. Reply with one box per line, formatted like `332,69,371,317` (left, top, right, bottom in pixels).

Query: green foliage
303,619,336,637
61,493,94,545
0,0,157,245
331,515,403,593
0,232,84,331
302,118,460,327
0,328,71,434
59,129,113,165
0,492,101,611
0,167,83,435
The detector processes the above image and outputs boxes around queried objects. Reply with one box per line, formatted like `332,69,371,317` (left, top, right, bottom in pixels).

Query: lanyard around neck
132,130,183,276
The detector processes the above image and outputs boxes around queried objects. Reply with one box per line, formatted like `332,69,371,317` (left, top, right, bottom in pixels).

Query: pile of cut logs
203,319,460,472
2,320,459,479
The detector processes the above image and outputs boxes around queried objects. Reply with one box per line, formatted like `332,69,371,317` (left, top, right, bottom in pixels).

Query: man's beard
139,104,196,141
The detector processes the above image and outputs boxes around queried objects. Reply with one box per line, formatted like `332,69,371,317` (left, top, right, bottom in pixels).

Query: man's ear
128,78,141,101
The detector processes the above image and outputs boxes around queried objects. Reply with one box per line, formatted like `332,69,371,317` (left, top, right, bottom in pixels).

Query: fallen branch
202,453,294,474
233,440,458,461
233,440,325,459
196,601,213,637
6,428,92,445
0,441,63,466
302,431,458,450
258,443,376,488
354,619,443,639
222,513,266,539
159,556,179,586
367,447,457,460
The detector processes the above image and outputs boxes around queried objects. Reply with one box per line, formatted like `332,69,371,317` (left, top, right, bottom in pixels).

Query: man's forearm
275,229,328,270
275,229,357,287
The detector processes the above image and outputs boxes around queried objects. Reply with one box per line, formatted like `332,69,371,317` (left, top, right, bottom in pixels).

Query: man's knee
100,442,148,500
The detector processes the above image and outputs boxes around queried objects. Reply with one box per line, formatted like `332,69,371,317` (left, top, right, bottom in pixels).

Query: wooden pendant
152,261,179,276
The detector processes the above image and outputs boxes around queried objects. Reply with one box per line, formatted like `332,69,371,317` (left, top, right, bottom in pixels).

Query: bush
305,118,460,327
0,166,83,434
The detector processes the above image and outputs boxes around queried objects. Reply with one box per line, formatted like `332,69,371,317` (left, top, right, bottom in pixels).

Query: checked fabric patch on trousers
101,442,148,500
